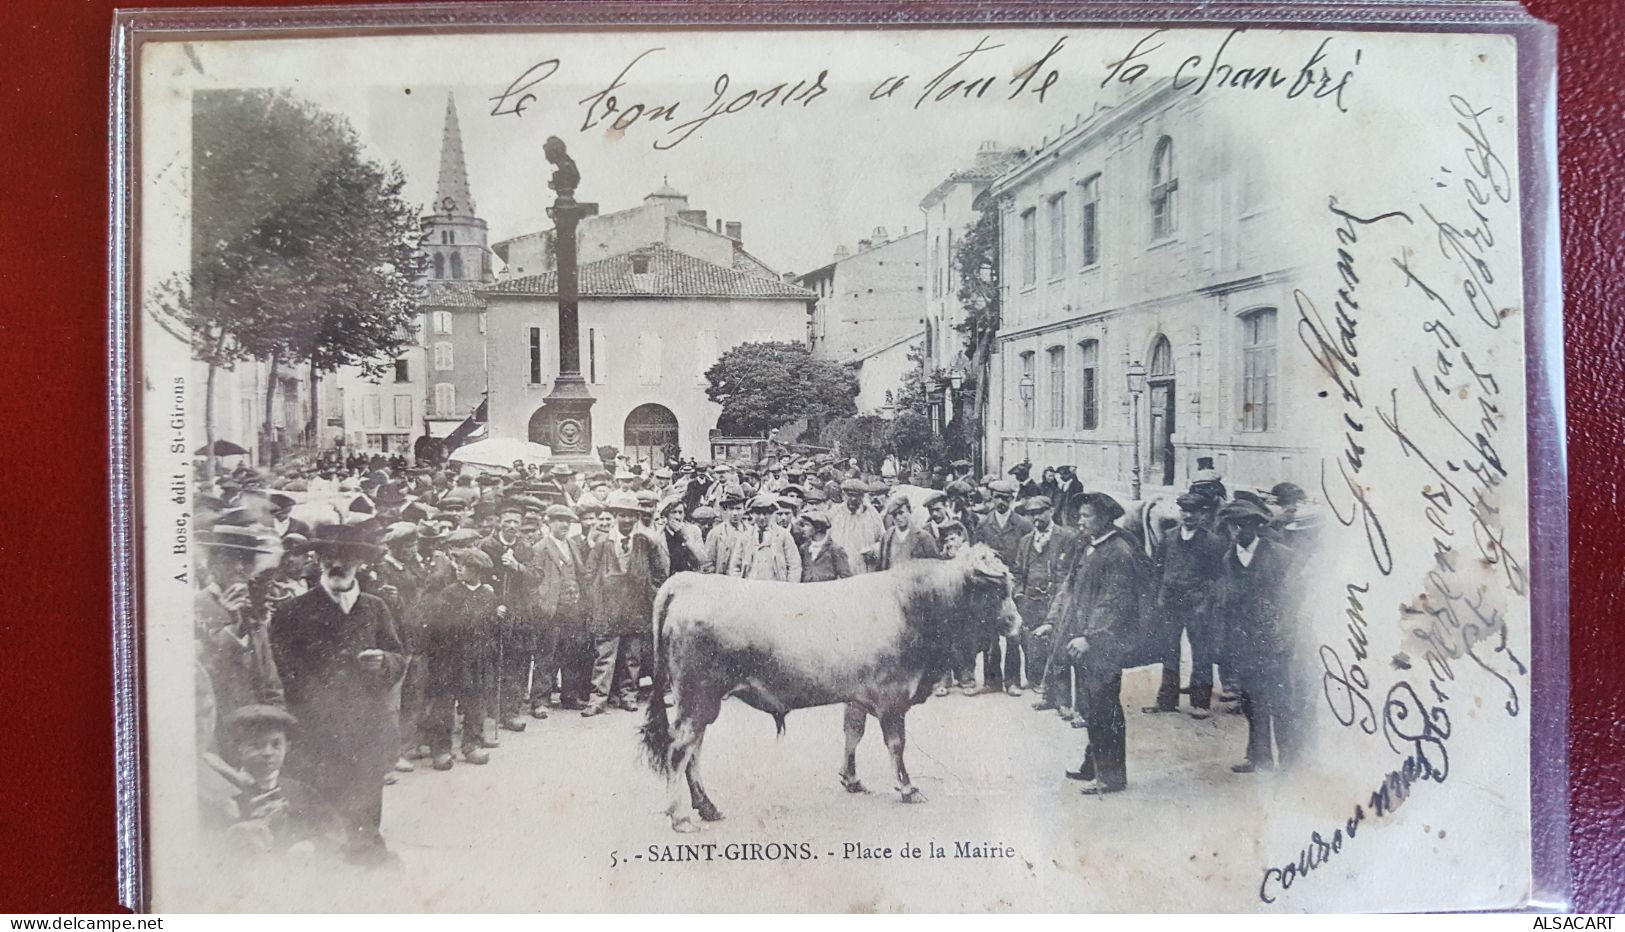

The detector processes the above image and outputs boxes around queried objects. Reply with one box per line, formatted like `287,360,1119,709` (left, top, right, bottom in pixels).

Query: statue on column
544,136,579,199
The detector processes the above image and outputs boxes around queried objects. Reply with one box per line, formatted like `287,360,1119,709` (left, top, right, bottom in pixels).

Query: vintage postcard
126,13,1551,912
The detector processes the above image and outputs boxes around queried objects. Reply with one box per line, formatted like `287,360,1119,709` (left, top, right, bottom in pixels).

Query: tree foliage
148,89,425,460
705,341,859,436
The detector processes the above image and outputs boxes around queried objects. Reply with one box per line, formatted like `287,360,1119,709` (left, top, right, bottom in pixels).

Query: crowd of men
190,446,1317,865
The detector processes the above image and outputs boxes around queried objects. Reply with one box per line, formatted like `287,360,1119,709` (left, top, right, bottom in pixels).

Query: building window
529,327,543,384
1151,136,1178,240
446,230,455,245
449,252,464,279
478,312,487,334
1078,339,1100,429
393,395,412,428
631,253,651,274
1241,308,1278,431
1079,174,1101,267
393,357,409,383
434,383,455,416
432,311,452,334
1047,345,1066,428
1019,351,1036,429
432,253,445,279
1048,194,1067,277
433,341,453,370
588,328,604,384
364,395,381,428
1020,208,1037,286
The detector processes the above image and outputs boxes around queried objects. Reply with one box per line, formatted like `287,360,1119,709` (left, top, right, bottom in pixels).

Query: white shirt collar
1180,526,1197,541
321,578,360,614
1236,538,1261,567
1089,529,1116,549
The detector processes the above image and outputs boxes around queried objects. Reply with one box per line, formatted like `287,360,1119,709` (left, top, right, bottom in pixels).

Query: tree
818,414,889,473
951,200,1003,470
150,89,423,467
705,341,859,436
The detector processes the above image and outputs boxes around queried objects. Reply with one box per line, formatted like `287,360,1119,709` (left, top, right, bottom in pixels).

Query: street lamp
1126,359,1146,500
1017,372,1035,462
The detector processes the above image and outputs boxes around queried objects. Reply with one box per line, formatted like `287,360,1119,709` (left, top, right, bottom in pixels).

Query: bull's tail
640,583,679,774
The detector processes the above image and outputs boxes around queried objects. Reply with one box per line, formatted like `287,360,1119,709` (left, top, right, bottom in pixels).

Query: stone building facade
986,81,1307,496
481,186,812,467
798,229,926,363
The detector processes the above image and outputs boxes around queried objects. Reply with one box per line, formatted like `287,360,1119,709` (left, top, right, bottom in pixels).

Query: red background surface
0,0,1617,913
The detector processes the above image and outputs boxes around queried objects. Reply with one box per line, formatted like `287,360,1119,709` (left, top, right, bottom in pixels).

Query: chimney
678,209,708,229
716,219,723,233
873,226,888,241
833,244,850,261
857,238,873,252
974,140,1005,169
724,221,743,242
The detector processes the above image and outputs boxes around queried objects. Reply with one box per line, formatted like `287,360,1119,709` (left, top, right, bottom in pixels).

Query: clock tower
423,92,489,283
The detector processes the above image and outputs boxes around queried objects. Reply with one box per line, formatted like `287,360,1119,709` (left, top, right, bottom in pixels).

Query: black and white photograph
128,18,1546,912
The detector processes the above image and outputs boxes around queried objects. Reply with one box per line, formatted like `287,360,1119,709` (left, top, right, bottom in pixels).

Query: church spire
434,92,475,216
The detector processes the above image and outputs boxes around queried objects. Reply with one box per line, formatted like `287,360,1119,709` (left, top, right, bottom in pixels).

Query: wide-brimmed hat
306,523,385,561
1076,492,1125,522
383,522,419,545
1270,482,1307,506
604,490,648,516
198,524,279,555
550,464,577,478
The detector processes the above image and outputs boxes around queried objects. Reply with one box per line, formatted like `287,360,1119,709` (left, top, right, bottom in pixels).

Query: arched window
432,252,445,279
449,251,464,280
1150,136,1178,240
1241,308,1278,431
1149,335,1174,379
1077,339,1100,430
1047,346,1066,428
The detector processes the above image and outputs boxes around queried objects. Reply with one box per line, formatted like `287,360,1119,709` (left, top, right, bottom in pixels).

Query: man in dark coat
1055,493,1141,794
797,511,852,582
420,548,500,769
583,492,669,716
372,522,431,768
481,501,541,733
1013,497,1079,713
1215,499,1301,773
1143,493,1227,717
971,479,1034,695
268,524,405,865
1052,466,1085,527
533,505,593,712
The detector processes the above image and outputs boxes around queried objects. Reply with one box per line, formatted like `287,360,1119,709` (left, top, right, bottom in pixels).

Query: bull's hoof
696,802,725,822
898,786,926,804
839,774,867,794
671,815,702,834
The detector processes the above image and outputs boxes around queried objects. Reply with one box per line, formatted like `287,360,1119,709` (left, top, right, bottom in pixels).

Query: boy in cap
704,495,746,574
267,525,405,863
374,522,432,770
874,495,941,570
216,705,344,860
420,548,501,769
797,510,852,582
